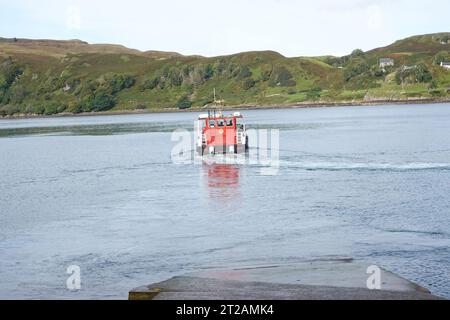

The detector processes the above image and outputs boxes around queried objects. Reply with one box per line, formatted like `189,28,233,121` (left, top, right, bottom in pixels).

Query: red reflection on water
204,163,241,202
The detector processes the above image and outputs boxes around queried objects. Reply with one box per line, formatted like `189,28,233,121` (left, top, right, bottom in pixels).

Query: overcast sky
1,0,449,57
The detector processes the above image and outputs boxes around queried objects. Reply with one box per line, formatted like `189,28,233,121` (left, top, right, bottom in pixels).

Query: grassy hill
1,33,450,116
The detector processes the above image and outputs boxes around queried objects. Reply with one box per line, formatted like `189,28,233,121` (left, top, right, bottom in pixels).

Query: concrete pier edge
129,258,443,300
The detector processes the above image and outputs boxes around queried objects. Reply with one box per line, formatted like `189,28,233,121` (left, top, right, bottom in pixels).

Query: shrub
182,65,193,77
371,65,385,78
141,77,160,91
214,60,227,75
260,69,272,82
429,89,442,96
395,63,433,84
105,73,136,94
192,67,205,85
67,102,84,114
0,59,23,104
396,68,412,85
324,56,345,68
80,90,116,112
306,87,322,100
32,104,46,115
434,51,449,65
187,64,215,84
8,85,27,104
0,59,23,90
344,61,370,81
91,92,115,111
243,78,256,90
203,64,214,80
168,69,183,87
415,64,433,83
428,80,438,91
176,95,192,109
44,102,59,115
37,77,55,96
269,66,296,87
350,49,364,58
237,66,252,79
0,104,20,116
437,35,450,43
123,74,136,88
60,69,72,80
227,63,240,78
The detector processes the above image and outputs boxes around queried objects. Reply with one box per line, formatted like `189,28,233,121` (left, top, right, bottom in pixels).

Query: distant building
379,58,394,68
440,62,450,69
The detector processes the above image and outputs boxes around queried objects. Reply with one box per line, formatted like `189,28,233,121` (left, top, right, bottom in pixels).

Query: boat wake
199,154,249,165
196,150,450,172
280,160,450,172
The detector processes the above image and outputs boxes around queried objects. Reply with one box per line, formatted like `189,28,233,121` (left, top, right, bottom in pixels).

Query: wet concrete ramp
129,259,442,300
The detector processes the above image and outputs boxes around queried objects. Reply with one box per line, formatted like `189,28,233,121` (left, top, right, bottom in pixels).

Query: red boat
196,110,249,155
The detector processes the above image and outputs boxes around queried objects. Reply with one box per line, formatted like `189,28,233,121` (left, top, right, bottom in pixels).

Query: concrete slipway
129,258,442,300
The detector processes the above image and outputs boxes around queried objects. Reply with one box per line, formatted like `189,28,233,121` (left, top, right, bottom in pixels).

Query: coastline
1,97,450,120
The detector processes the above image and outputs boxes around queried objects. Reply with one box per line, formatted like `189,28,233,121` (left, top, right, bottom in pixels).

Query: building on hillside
379,58,394,68
440,61,450,69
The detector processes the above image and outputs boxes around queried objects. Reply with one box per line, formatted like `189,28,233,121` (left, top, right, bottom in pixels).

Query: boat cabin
197,111,248,155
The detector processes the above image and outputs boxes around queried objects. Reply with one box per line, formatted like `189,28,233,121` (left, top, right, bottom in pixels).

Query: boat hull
197,142,248,156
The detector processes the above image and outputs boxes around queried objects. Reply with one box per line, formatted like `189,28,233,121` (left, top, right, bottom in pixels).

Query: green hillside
1,33,450,116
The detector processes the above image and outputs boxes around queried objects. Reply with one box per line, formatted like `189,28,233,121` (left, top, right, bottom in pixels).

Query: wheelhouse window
217,120,225,127
226,119,234,127
209,120,216,128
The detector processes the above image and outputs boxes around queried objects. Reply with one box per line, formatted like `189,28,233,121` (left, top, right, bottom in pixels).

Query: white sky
1,0,449,57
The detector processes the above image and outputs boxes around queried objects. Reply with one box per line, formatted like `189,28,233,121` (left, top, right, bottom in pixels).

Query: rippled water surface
0,104,449,299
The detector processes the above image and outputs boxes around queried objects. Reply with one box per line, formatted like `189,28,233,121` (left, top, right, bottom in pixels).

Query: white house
379,58,394,68
440,62,450,69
